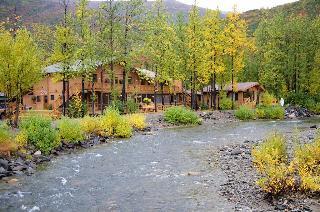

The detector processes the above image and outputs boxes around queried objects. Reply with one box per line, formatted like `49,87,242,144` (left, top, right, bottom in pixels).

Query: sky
90,0,299,12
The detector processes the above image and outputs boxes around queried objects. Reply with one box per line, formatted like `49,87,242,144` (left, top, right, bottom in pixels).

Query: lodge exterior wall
23,64,183,111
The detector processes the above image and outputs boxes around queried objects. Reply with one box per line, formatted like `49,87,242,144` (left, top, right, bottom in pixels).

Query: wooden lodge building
22,60,264,113
22,63,184,113
202,82,265,109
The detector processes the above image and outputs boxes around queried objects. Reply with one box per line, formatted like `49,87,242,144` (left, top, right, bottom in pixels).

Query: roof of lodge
224,82,264,92
202,82,263,93
44,62,157,80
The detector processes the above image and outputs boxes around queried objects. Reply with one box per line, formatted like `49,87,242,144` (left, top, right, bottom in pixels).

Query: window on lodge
36,96,41,102
128,77,132,84
51,95,55,100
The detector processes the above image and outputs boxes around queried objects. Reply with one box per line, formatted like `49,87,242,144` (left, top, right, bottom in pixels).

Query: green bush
126,99,139,114
256,106,285,120
164,106,202,125
57,118,84,143
252,134,295,194
200,103,209,110
235,106,255,120
20,115,60,155
111,99,124,114
220,97,233,110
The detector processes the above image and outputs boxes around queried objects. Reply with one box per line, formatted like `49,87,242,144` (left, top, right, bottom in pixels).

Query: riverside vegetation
252,131,320,195
0,105,203,179
0,107,148,157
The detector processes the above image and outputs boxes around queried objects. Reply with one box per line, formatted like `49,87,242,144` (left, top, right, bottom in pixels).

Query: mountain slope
0,0,207,25
242,0,320,35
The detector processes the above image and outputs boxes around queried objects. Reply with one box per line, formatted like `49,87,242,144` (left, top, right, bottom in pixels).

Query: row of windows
32,95,55,103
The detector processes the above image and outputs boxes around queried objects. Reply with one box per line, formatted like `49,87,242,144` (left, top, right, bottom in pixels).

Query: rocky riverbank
0,136,111,180
218,125,320,211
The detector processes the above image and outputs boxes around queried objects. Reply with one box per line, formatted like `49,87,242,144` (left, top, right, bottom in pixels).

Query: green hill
242,0,320,35
0,0,208,26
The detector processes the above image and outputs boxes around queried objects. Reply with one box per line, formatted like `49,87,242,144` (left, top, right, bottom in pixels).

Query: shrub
126,99,139,114
100,107,133,138
235,106,255,120
68,95,87,118
15,131,28,148
0,124,17,155
111,99,124,114
255,106,285,120
80,116,102,136
200,103,209,110
126,114,147,130
294,138,320,192
309,103,320,114
261,92,275,107
255,107,266,119
220,97,233,110
114,119,133,138
264,106,285,119
252,134,295,194
20,115,60,155
164,106,201,125
57,118,84,143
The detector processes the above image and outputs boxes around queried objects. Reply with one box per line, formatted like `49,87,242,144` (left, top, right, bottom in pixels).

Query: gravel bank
218,126,320,211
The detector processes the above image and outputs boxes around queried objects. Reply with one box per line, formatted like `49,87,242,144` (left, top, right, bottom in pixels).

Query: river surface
0,119,319,212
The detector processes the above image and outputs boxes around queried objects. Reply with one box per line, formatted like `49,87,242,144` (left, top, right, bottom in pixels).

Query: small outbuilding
225,82,265,108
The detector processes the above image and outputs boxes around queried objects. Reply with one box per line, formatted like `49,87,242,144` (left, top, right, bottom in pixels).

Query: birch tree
224,8,247,109
0,29,42,126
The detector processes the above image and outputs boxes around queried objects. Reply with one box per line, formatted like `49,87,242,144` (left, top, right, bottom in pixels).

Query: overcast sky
90,0,299,12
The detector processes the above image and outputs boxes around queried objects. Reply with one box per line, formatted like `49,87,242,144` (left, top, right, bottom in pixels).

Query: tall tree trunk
154,70,158,112
231,56,235,110
192,71,197,110
81,76,85,117
161,83,164,106
66,80,70,111
62,76,66,116
100,92,103,114
213,71,217,110
91,78,95,115
121,69,126,103
182,81,186,107
201,87,204,108
13,95,20,128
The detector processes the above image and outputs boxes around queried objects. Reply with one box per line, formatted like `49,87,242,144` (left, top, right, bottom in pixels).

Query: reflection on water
0,119,318,211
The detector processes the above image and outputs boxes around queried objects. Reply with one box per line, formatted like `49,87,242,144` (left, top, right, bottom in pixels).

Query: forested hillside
0,0,207,25
242,0,320,35
240,0,320,111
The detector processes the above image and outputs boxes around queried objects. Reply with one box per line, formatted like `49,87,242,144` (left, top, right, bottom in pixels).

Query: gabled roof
225,82,264,92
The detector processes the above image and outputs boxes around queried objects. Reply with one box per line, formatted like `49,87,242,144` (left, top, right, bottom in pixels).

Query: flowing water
0,119,319,212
